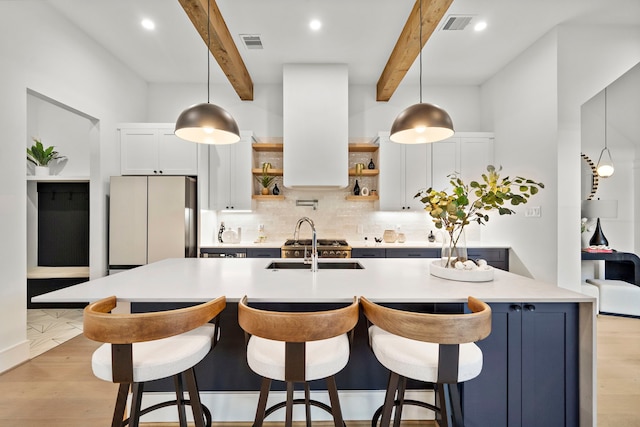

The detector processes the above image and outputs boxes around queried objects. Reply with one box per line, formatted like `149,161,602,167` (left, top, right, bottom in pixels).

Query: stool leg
380,371,400,427
449,384,463,427
254,377,271,427
285,381,295,427
184,367,206,427
393,376,407,427
129,382,144,427
304,382,312,427
111,383,130,427
173,373,188,427
436,384,452,427
326,375,345,427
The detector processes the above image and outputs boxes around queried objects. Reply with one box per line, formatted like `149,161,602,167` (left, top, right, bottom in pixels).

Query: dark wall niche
37,182,89,266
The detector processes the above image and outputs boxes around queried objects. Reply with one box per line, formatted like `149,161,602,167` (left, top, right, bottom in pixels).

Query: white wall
0,1,148,373
556,24,640,290
478,23,640,289
480,30,559,285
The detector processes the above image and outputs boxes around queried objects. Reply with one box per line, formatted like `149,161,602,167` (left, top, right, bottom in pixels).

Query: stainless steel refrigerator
108,175,197,274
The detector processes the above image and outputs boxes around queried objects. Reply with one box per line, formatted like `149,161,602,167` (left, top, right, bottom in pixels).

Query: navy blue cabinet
385,247,439,258
246,248,281,258
462,303,579,427
351,248,386,258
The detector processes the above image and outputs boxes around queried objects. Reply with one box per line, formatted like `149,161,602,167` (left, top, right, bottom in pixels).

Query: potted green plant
256,163,275,195
27,138,65,176
415,165,544,270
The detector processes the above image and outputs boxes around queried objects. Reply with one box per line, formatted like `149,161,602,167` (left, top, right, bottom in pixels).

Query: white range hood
283,64,348,189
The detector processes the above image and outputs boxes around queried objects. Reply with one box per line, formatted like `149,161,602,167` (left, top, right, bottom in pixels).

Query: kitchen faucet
294,217,318,272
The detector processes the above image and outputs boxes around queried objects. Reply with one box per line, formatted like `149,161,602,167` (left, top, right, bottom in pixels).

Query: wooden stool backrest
83,295,226,383
360,296,491,344
237,296,359,342
83,295,226,344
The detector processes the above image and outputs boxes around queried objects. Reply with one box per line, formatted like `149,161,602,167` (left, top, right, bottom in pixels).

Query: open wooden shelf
252,168,284,176
252,143,283,152
346,195,379,201
252,195,285,200
348,144,379,152
348,169,379,176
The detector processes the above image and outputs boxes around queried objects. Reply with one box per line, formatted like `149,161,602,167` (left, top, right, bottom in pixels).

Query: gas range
281,239,352,258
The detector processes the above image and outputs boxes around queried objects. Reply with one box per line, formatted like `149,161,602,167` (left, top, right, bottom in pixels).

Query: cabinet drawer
351,248,386,258
385,248,440,258
247,248,281,258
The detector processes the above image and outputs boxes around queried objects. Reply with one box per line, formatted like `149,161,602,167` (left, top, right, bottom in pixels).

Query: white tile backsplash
201,187,484,246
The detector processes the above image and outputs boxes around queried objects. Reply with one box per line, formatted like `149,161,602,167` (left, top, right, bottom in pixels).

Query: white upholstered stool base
586,279,640,317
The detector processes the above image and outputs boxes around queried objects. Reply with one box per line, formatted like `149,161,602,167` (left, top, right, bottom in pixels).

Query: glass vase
441,228,468,268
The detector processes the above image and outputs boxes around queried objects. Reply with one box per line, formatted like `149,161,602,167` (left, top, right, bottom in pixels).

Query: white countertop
32,257,590,304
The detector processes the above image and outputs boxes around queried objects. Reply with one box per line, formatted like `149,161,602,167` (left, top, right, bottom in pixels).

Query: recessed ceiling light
474,21,487,32
309,19,322,31
141,19,155,30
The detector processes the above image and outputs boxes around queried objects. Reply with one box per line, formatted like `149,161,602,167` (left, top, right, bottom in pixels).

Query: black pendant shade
175,102,240,145
174,0,240,145
389,0,454,144
390,102,454,144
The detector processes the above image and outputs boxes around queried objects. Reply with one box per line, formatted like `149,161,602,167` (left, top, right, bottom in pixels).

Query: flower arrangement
415,165,544,268
256,162,275,195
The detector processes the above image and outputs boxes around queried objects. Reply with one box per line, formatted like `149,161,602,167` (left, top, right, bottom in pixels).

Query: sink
266,261,364,270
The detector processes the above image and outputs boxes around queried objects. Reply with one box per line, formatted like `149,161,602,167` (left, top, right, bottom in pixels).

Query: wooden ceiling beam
376,0,453,102
178,0,254,101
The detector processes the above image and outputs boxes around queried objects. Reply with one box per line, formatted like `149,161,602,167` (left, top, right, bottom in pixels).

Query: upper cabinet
379,131,494,211
209,131,254,211
379,132,428,211
431,132,494,191
119,124,199,176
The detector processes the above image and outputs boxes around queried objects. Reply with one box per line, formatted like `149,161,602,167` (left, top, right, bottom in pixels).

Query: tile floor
27,308,84,358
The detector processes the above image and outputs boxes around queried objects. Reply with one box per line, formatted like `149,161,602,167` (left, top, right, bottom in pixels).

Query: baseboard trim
0,339,30,374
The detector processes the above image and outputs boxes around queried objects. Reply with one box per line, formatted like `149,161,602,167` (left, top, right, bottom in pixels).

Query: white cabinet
119,124,199,175
431,132,494,191
209,131,253,211
379,132,494,211
379,132,429,211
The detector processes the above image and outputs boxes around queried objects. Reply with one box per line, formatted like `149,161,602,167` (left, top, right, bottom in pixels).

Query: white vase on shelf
34,166,50,176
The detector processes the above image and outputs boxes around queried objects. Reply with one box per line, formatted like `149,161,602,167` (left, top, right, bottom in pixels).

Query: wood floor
0,314,638,426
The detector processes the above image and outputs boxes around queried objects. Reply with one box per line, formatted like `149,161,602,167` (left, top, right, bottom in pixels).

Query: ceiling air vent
240,34,263,50
441,15,474,31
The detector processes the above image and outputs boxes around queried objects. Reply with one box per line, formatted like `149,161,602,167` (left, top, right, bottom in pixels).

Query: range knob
329,251,335,257
322,250,329,257
294,250,300,257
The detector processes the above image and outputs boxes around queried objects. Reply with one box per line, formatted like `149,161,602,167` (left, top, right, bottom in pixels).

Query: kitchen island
33,258,595,426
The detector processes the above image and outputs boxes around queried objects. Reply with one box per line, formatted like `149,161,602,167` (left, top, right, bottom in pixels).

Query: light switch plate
525,206,541,217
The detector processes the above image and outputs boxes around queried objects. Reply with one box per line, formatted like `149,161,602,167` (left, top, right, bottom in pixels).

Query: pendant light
175,0,240,145
390,0,454,144
595,87,614,177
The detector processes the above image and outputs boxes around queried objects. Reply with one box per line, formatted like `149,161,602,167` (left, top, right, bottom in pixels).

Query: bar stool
237,296,359,427
83,295,226,427
360,296,491,427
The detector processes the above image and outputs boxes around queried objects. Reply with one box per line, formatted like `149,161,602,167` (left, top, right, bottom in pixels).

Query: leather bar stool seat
83,295,226,427
361,296,492,427
238,296,359,427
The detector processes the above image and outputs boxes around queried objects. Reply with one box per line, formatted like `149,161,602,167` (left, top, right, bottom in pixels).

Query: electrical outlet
357,224,364,234
525,206,541,217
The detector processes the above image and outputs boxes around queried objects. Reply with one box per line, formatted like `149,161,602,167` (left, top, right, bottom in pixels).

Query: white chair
237,296,359,427
360,296,492,427
83,295,226,427
586,279,640,316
